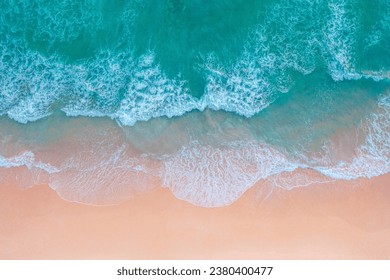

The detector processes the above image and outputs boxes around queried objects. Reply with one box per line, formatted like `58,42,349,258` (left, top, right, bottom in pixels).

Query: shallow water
1,0,390,206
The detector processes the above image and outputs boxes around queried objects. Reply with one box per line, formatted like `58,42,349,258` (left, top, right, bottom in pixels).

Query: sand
0,173,390,259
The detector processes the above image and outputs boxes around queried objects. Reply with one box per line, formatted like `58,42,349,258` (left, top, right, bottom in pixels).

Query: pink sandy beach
1,171,390,259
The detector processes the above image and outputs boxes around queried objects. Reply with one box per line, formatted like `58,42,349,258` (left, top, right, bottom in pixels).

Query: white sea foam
318,0,390,82
111,53,202,126
200,0,322,118
1,0,389,127
1,0,390,207
202,52,277,118
0,41,277,126
49,141,160,205
265,170,336,191
1,91,390,206
161,92,390,206
321,0,361,81
162,141,297,207
0,150,58,173
313,94,390,179
0,150,59,188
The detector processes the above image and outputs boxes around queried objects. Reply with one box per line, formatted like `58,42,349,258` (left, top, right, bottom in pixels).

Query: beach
1,0,390,261
1,172,389,259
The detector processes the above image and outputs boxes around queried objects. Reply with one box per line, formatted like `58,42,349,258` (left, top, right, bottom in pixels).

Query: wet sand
0,173,390,259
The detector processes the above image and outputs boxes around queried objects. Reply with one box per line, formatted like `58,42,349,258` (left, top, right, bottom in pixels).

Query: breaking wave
1,0,390,207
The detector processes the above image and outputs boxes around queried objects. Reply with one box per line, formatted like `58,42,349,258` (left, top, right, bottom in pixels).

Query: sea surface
1,0,390,206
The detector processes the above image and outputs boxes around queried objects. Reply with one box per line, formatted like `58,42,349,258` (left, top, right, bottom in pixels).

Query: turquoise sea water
1,0,390,206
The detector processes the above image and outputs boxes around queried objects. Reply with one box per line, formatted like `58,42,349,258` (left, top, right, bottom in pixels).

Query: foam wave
50,144,159,205
0,127,161,204
1,93,390,206
202,50,280,118
162,141,298,207
1,0,390,207
162,92,390,206
111,53,202,126
0,41,277,126
320,0,361,81
1,0,389,126
0,150,59,173
313,94,390,179
0,150,59,189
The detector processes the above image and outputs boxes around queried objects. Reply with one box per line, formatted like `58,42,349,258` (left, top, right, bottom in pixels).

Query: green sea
0,0,390,206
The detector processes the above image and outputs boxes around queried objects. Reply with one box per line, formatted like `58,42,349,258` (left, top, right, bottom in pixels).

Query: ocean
0,0,390,206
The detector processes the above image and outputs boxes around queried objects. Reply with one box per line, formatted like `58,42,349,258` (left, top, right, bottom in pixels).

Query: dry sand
0,173,390,259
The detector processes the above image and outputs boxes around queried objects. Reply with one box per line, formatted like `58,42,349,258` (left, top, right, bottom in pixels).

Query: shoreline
1,173,390,259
